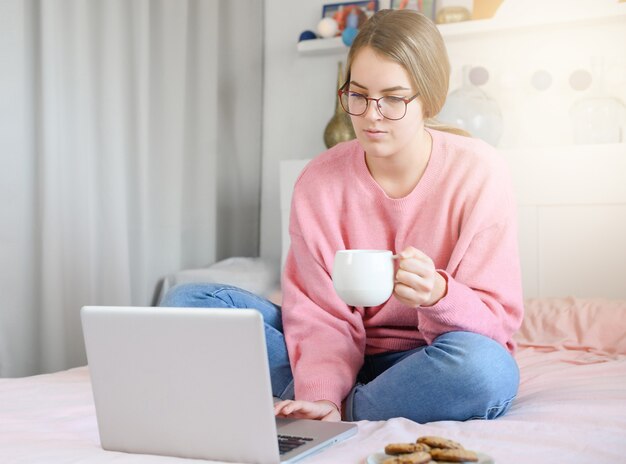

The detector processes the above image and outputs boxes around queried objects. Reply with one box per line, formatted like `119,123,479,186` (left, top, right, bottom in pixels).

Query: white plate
366,450,494,464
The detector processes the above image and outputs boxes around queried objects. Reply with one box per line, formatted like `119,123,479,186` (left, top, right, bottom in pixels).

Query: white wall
261,0,347,267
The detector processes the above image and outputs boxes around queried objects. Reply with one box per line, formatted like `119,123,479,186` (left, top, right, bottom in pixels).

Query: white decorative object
569,58,626,144
531,70,553,92
437,65,504,146
317,17,339,39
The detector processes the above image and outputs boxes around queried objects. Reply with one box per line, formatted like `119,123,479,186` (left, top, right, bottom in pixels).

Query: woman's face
347,46,426,160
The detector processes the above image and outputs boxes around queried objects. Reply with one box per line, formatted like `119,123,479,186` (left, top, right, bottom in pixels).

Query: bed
1,297,625,463
2,149,626,463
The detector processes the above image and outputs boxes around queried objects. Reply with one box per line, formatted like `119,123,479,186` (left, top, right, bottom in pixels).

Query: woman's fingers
393,247,445,306
274,399,341,421
274,400,306,417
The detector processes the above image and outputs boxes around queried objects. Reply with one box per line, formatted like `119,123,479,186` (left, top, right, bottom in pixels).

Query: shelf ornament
324,61,356,148
437,65,504,147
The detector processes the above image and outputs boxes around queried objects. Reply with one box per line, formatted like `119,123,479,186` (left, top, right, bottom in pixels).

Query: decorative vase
324,61,356,149
435,0,473,23
437,65,504,147
436,6,471,23
569,59,626,144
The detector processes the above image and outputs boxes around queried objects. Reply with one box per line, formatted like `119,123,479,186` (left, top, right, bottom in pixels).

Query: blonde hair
343,9,469,137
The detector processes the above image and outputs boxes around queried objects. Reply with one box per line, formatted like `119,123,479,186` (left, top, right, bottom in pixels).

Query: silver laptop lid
82,306,280,463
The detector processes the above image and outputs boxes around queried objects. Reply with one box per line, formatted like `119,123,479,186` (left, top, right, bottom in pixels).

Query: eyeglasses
338,89,419,121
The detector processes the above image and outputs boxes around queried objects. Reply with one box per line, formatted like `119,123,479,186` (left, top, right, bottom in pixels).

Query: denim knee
432,331,520,420
345,331,521,422
160,282,283,330
160,283,229,307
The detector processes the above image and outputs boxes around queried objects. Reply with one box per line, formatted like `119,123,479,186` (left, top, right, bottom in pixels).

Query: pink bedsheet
1,298,625,463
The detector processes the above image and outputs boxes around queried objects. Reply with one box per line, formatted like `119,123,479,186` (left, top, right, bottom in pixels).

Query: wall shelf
297,37,347,56
439,2,626,40
297,2,626,55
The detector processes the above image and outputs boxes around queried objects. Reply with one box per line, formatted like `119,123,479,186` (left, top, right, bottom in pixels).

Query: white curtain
0,0,263,377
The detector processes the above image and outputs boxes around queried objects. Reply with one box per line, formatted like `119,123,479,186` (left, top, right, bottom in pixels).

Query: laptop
81,306,357,464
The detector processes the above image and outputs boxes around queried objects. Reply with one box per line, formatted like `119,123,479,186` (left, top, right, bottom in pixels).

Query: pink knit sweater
281,129,524,409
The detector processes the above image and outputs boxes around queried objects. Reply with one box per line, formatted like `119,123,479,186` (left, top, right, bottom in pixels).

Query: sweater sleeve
417,215,524,352
281,228,366,409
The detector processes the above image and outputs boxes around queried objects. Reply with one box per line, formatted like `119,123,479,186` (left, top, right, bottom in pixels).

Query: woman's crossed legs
161,283,519,422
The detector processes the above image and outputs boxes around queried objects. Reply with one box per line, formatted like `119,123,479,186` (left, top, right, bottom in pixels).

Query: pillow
156,257,280,305
515,297,626,355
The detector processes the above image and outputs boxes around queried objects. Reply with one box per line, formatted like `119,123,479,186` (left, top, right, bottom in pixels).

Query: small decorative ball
298,30,317,42
569,69,592,92
531,70,553,91
317,17,339,39
469,66,489,86
342,27,359,47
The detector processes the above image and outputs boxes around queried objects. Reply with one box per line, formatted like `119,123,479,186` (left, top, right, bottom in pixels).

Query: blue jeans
160,283,520,423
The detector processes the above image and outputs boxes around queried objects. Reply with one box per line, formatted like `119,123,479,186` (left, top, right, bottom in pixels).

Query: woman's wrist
317,399,340,412
424,271,448,307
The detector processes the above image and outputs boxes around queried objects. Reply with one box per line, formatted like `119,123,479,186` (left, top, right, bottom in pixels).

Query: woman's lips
364,128,387,139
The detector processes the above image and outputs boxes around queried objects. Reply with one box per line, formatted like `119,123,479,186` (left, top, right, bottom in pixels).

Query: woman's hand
274,399,341,422
394,246,447,307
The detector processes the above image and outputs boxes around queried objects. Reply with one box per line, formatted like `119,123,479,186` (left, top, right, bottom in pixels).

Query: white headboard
279,143,626,299
501,143,626,299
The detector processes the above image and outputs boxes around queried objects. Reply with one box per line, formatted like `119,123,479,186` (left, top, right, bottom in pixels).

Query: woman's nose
363,100,384,121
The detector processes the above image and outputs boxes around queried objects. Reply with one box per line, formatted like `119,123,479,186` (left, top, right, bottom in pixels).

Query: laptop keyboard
277,434,314,455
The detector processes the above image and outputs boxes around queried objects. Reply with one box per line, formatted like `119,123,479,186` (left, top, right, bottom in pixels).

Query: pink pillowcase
515,297,626,355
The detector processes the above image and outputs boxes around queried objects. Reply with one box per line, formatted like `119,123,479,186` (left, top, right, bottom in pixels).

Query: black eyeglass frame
337,88,420,121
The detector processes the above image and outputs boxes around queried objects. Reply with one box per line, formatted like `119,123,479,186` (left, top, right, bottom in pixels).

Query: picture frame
390,0,420,10
322,1,379,31
382,0,436,20
322,1,378,18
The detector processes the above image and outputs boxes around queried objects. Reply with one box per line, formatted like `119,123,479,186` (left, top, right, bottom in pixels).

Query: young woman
161,9,523,423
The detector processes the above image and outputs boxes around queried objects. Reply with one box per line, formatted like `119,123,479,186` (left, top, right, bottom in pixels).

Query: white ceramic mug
332,250,395,307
